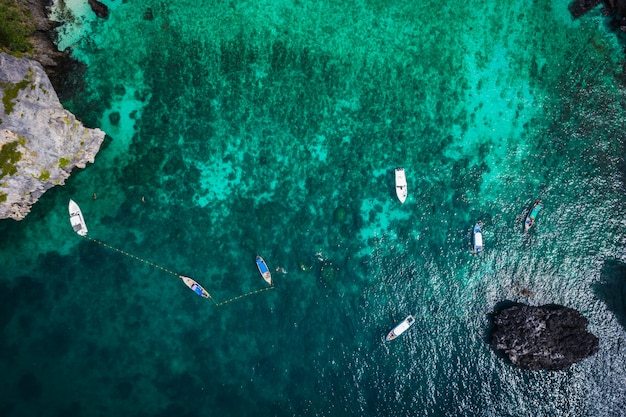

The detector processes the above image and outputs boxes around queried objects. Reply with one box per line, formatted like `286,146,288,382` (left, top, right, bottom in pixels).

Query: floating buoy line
83,235,274,306
69,198,273,307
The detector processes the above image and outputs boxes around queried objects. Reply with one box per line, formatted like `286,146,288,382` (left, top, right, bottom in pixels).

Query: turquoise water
2,0,626,415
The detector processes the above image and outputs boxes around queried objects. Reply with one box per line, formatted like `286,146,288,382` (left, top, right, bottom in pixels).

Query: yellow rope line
86,236,178,276
216,286,275,307
83,235,274,307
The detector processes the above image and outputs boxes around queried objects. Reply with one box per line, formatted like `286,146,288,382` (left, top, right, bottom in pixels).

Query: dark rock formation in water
21,0,89,95
491,303,599,371
24,0,67,85
569,0,603,18
570,0,626,31
88,0,110,19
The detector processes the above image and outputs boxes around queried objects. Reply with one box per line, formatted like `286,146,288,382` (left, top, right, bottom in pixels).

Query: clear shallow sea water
2,0,626,415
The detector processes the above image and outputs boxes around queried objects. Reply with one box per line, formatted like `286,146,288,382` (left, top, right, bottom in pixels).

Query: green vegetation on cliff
0,141,22,179
2,78,30,114
0,0,35,54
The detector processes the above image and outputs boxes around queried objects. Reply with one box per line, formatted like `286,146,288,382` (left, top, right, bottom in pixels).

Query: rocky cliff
0,53,105,220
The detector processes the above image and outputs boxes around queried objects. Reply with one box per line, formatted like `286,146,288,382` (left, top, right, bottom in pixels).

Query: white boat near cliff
386,315,415,341
395,168,407,203
68,199,88,236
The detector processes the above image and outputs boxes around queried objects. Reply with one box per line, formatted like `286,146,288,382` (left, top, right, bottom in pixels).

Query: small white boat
395,168,408,203
386,315,415,341
256,255,272,285
68,199,88,236
473,223,483,253
179,275,210,298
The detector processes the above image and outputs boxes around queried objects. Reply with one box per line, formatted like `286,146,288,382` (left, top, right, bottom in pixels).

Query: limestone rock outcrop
0,53,105,220
491,303,599,371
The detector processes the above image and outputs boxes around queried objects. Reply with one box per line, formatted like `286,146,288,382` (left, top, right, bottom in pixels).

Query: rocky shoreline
24,0,74,89
0,0,107,220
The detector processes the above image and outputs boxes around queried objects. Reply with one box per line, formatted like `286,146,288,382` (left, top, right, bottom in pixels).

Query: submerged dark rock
491,303,599,371
144,7,155,21
108,111,121,126
88,0,110,19
568,0,603,18
570,0,626,31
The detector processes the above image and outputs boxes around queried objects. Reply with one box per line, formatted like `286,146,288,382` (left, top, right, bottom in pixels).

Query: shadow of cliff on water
594,259,626,330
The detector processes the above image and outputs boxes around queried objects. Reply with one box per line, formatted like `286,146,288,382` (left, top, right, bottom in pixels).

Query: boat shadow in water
593,259,626,331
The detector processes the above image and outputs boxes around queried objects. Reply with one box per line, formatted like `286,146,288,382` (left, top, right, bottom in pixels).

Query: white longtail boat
68,199,88,236
256,255,272,285
179,276,210,298
473,223,483,253
395,168,407,203
386,315,415,341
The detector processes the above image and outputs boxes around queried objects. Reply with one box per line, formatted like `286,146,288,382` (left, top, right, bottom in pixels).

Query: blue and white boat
524,200,542,232
473,223,483,253
179,275,210,298
256,255,272,286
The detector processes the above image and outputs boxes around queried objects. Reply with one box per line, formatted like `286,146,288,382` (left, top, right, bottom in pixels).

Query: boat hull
180,276,210,298
386,315,416,341
524,200,542,232
395,168,408,203
256,255,272,285
473,224,483,253
524,217,532,232
68,199,88,236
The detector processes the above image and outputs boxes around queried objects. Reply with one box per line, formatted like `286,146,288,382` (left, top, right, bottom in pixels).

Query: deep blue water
2,0,626,415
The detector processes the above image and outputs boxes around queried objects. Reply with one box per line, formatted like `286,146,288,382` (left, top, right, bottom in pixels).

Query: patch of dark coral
571,0,626,33
88,0,109,19
490,302,599,371
569,0,603,18
143,7,154,21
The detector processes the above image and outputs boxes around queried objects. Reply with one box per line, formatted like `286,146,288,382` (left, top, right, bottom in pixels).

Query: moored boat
473,223,483,253
386,315,416,341
524,200,542,232
256,255,272,285
395,168,408,203
68,199,88,236
179,275,210,298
